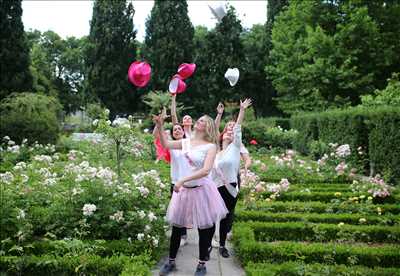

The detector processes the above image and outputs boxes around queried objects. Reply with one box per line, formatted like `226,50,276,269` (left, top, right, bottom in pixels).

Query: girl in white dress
154,114,228,276
211,99,252,258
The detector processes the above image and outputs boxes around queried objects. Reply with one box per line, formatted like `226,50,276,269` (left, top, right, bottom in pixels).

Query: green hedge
1,239,163,261
291,106,400,184
242,117,291,147
368,107,400,184
0,254,152,276
0,92,62,145
235,210,399,225
290,113,319,154
240,221,400,243
261,191,399,204
245,262,400,276
238,201,400,215
233,224,400,267
291,186,351,192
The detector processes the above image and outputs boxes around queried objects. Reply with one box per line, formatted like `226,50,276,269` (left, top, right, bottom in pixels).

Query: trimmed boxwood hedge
235,210,399,226
1,239,162,260
237,201,400,215
260,191,399,204
232,224,400,267
291,106,400,184
368,107,400,184
239,221,400,243
0,254,152,276
245,262,400,276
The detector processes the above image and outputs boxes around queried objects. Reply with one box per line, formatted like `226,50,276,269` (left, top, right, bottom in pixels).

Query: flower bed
0,119,170,274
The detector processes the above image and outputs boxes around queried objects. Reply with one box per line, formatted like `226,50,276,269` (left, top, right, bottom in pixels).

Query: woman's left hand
173,181,183,193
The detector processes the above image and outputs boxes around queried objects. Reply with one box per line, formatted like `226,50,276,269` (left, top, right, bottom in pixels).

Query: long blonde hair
197,115,219,146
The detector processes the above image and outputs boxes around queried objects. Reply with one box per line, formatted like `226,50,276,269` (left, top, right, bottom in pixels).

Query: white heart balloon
224,68,240,86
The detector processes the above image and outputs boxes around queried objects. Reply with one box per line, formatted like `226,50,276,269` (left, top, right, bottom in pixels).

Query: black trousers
217,184,238,247
169,225,215,261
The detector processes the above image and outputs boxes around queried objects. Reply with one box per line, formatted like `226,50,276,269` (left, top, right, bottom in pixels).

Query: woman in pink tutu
153,113,228,276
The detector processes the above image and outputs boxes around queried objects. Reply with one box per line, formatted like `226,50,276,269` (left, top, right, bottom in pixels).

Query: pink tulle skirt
166,177,228,229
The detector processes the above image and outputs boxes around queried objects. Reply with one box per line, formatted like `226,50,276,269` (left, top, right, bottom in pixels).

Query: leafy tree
361,73,400,107
183,5,244,117
267,0,400,114
241,24,280,117
143,0,194,91
0,0,32,99
86,0,138,118
27,30,86,113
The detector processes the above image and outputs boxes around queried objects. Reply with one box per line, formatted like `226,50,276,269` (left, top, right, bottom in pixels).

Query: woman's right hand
217,102,224,114
240,98,252,110
152,114,164,127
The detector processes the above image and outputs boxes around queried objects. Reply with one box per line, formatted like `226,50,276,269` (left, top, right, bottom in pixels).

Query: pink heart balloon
177,63,196,80
128,61,151,88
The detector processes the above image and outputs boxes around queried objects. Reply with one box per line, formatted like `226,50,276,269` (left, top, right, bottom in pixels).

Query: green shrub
235,210,398,226
308,139,329,159
0,93,61,145
238,201,400,215
367,106,400,184
233,224,400,267
361,72,400,107
0,254,152,276
291,114,319,154
291,106,400,184
242,118,275,146
240,221,400,243
245,262,400,276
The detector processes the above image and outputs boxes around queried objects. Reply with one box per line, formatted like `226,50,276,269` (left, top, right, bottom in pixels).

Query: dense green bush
245,262,400,276
238,201,400,215
233,224,400,267
290,114,319,154
235,210,398,226
0,93,62,144
0,254,152,276
242,221,400,243
367,106,400,184
361,72,400,107
291,106,400,184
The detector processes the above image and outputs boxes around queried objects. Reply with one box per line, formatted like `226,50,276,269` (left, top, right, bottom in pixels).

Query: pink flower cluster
367,175,394,198
335,161,348,175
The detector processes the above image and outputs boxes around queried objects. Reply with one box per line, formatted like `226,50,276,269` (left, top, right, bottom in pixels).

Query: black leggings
169,225,215,261
218,185,238,247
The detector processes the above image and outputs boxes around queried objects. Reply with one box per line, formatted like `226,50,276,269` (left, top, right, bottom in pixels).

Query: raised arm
152,111,181,150
174,145,217,192
171,94,178,125
236,98,252,126
214,102,224,130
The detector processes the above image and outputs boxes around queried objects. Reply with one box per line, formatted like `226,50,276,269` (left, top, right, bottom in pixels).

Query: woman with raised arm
171,93,193,138
210,99,252,258
154,113,228,276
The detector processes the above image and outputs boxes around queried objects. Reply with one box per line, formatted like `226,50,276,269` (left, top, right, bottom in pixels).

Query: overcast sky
22,0,267,41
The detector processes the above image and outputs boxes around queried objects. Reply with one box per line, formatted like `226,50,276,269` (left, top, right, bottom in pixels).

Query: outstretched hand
217,102,224,114
152,107,170,126
161,106,169,121
240,98,252,110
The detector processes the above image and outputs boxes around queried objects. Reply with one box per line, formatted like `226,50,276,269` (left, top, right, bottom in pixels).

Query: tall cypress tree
86,0,138,117
0,0,32,99
184,6,244,117
143,0,194,91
